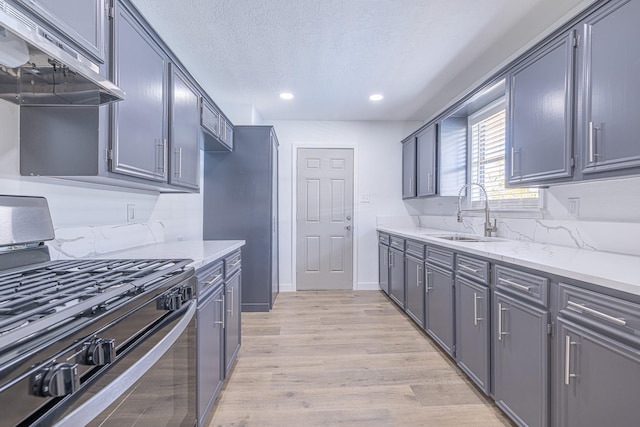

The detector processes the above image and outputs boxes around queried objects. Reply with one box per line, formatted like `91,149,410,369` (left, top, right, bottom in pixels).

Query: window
468,99,539,210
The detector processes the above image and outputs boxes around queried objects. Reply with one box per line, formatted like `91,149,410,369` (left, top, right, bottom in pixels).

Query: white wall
0,101,203,247
264,120,421,291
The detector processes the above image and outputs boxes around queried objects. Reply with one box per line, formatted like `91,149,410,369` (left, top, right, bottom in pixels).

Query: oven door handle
54,302,196,427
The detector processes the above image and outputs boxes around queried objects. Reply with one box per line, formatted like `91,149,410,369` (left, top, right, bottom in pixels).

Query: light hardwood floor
209,291,514,427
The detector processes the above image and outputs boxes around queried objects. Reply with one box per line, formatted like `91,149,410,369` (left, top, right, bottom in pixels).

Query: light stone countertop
378,226,640,298
97,240,245,271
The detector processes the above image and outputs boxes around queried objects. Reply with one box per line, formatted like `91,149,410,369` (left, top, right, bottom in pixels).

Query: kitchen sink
432,234,506,243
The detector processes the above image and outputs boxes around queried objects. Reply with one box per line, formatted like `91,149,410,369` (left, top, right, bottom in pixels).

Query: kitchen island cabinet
425,246,455,356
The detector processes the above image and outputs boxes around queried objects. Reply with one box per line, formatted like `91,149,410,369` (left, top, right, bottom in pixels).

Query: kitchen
1,0,639,426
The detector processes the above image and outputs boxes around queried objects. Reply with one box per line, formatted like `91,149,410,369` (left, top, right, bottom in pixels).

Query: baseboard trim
356,282,380,291
279,283,295,292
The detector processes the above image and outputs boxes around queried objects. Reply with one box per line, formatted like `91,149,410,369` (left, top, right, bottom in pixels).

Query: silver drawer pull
459,264,479,274
567,301,627,326
498,278,531,292
206,274,222,285
230,259,241,267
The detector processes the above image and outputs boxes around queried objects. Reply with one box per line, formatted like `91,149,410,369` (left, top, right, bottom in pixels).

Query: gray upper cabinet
402,137,416,199
578,0,640,177
202,100,234,152
15,0,107,63
111,3,168,182
416,124,437,197
506,31,575,186
169,65,200,190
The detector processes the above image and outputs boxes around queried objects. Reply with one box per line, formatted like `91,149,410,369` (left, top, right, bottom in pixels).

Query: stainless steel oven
0,195,197,426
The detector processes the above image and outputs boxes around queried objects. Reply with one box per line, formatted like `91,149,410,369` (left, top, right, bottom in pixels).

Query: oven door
51,302,196,427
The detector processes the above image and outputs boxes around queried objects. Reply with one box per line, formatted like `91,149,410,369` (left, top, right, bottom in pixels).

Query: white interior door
296,148,354,290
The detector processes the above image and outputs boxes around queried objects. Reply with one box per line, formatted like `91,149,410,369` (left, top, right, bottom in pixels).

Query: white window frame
466,98,542,213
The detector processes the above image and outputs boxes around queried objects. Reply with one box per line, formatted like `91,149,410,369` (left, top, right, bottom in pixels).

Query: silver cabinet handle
473,293,483,326
498,303,508,341
174,146,183,178
588,122,600,163
416,265,421,286
206,274,222,285
227,287,234,317
425,270,432,293
567,301,626,326
214,298,224,327
388,251,392,268
511,146,515,177
156,139,166,174
459,264,479,274
498,278,531,292
564,335,577,385
230,259,241,267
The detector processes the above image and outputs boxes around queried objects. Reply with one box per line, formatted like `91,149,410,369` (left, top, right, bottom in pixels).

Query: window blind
469,102,538,210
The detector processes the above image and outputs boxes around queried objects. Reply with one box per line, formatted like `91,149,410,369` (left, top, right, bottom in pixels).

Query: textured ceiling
130,0,589,122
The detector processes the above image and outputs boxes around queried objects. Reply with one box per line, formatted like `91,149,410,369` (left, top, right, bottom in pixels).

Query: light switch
127,204,135,223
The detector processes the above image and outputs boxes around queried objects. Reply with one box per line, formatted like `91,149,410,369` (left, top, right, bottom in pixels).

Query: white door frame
291,144,358,291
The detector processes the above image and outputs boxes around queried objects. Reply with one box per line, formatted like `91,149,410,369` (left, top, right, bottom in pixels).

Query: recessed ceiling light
279,92,294,100
369,94,384,101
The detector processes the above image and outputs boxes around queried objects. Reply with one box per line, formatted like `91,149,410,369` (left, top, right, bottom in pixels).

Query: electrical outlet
360,193,371,203
568,198,579,216
126,204,135,223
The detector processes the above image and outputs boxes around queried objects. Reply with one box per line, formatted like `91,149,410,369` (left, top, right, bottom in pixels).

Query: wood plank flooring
209,291,513,427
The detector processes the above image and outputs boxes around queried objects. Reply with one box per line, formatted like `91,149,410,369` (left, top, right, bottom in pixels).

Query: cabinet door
16,0,106,62
270,133,279,307
389,248,405,309
507,31,574,185
197,287,224,426
557,319,640,427
378,244,390,295
112,5,168,182
455,277,490,393
224,272,242,375
417,124,437,197
425,263,454,355
405,255,425,328
169,65,200,190
494,291,549,427
580,0,640,175
402,138,416,199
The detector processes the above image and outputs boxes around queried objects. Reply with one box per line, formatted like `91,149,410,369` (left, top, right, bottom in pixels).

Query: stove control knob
29,363,79,397
79,338,115,366
157,291,182,311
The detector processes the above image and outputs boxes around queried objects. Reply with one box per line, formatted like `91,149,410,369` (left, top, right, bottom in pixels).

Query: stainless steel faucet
456,183,498,237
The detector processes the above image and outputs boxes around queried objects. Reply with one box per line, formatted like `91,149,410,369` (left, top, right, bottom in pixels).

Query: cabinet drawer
456,255,489,285
559,283,640,341
197,260,224,297
390,236,405,251
425,246,454,270
378,232,390,245
405,240,425,259
224,250,242,277
494,264,549,307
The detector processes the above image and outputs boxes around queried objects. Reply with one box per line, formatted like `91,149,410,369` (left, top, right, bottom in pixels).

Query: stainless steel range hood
0,0,124,106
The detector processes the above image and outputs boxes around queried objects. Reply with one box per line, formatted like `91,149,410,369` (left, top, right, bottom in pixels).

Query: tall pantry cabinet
203,126,279,312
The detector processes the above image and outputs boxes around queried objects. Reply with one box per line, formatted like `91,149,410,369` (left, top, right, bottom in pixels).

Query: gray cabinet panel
378,244,389,295
402,138,416,198
389,247,405,308
405,255,425,328
580,0,640,175
197,285,224,427
16,0,106,62
417,124,437,197
425,263,455,355
507,31,574,185
455,277,490,393
224,271,241,375
204,126,278,312
557,319,640,427
169,65,200,190
112,4,168,182
494,291,549,427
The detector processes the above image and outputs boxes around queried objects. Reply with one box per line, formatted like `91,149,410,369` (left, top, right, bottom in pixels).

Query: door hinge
570,157,575,168
572,34,579,48
107,1,115,19
547,323,553,336
106,148,113,161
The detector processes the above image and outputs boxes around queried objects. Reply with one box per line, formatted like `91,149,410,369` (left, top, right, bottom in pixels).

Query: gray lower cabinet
14,0,107,63
197,284,224,427
112,1,168,182
204,126,278,312
494,290,549,427
169,65,200,190
402,137,416,198
506,30,575,186
416,124,437,197
455,276,490,393
378,243,390,295
425,262,455,356
389,247,405,308
405,254,425,328
224,271,242,374
578,0,640,177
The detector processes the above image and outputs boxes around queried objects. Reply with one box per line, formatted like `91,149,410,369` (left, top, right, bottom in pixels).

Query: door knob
345,225,352,230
